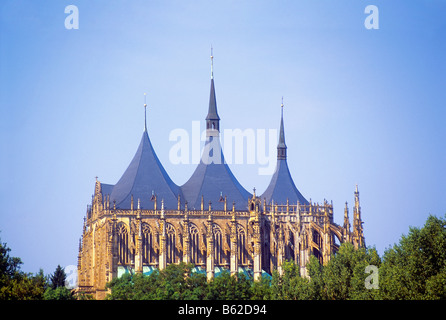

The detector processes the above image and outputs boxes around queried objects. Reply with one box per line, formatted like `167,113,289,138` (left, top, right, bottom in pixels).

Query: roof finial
210,45,214,80
144,93,147,132
281,97,284,125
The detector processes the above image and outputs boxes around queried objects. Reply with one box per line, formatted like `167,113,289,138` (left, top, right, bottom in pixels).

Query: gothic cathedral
76,55,365,299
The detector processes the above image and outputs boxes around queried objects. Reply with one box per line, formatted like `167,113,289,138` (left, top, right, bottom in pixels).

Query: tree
106,262,208,300
0,238,22,294
379,214,446,299
0,238,47,300
43,264,75,300
250,274,272,300
321,243,380,300
50,265,67,289
306,255,324,300
270,260,312,300
44,286,75,300
206,271,252,300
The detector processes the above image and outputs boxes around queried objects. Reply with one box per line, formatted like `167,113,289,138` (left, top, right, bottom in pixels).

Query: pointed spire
260,97,308,205
206,47,220,135
352,185,365,248
277,97,287,160
354,184,360,213
344,201,350,233
144,93,148,132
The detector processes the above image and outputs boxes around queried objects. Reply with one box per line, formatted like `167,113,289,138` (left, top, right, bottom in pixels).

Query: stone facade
77,183,364,299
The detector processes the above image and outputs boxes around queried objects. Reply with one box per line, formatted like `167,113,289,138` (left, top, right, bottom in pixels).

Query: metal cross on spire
144,92,147,132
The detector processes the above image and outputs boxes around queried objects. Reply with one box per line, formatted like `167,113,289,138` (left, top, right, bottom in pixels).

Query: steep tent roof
261,158,308,205
109,126,181,210
261,102,308,205
181,136,252,211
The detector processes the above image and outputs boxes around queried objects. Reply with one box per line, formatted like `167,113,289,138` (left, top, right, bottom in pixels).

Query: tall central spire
277,97,287,160
206,47,220,135
181,51,251,211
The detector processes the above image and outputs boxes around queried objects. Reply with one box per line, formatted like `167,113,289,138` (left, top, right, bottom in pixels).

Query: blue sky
0,0,445,274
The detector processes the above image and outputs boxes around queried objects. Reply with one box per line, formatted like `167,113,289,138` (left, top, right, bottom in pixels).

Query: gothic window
142,223,155,264
332,232,341,253
166,223,177,264
190,223,201,265
213,224,225,265
287,231,295,262
117,223,129,265
237,224,247,265
312,229,322,249
312,229,323,265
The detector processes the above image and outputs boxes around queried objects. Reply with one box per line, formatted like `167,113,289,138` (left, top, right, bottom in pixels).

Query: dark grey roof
108,130,181,210
181,136,252,211
260,158,308,205
100,183,114,197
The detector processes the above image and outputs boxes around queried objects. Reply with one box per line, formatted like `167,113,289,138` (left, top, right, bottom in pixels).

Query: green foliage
270,260,312,300
41,264,76,300
250,274,272,300
50,265,67,289
44,286,75,300
1,270,47,300
106,262,208,300
321,243,381,300
379,214,446,300
0,239,47,300
206,271,252,300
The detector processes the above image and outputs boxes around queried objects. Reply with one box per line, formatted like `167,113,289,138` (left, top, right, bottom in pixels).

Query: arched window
117,223,129,265
190,223,202,265
312,229,322,248
237,224,247,265
312,229,323,265
142,223,155,264
332,231,342,254
287,231,295,262
166,223,177,264
213,224,226,265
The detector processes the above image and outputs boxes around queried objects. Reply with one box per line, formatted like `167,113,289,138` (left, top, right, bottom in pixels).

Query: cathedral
76,54,365,299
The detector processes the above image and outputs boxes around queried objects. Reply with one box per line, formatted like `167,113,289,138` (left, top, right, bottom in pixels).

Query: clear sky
0,0,445,274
